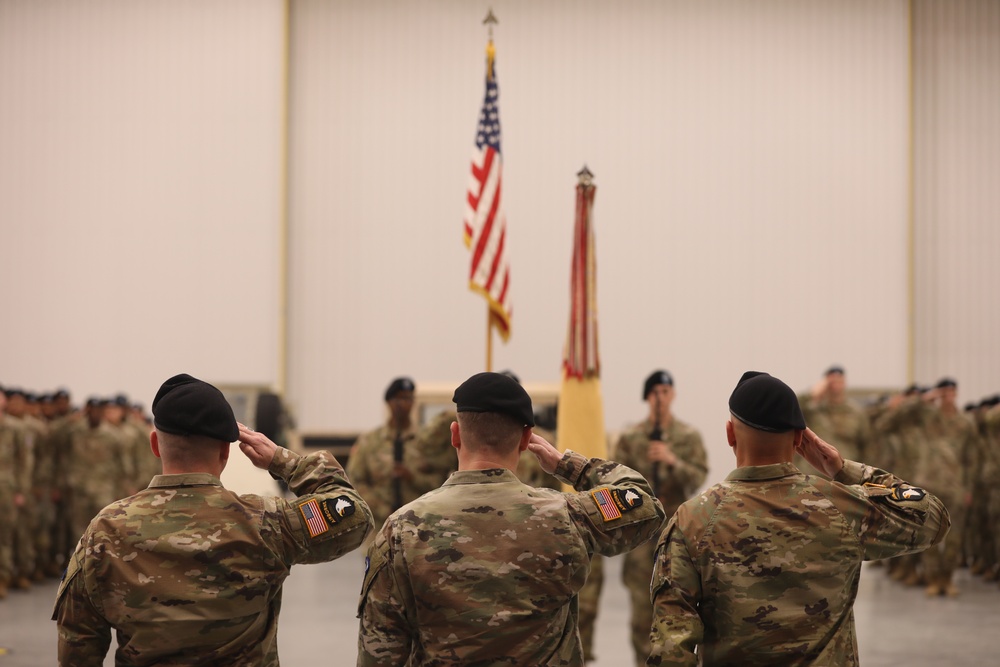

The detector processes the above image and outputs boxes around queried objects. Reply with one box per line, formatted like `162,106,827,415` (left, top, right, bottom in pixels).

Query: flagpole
486,308,493,371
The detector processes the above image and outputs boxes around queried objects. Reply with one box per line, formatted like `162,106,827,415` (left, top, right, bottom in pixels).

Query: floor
4,556,999,666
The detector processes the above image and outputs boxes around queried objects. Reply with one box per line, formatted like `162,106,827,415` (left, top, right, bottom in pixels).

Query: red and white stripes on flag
563,180,599,378
464,44,511,341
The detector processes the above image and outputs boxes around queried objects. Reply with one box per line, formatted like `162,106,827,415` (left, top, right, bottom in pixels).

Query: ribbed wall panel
913,0,1000,403
0,1,285,403
288,0,911,449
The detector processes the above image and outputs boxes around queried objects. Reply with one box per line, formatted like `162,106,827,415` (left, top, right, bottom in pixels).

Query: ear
725,420,737,450
450,420,462,451
150,430,161,459
517,426,532,453
219,442,231,467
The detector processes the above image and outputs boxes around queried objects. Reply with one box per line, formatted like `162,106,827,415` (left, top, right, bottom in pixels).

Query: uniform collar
726,462,800,481
444,468,520,486
148,473,223,488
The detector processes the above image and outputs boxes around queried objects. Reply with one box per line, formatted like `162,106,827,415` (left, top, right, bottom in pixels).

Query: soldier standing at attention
53,373,373,666
797,366,873,475
648,371,950,666
357,372,666,666
613,370,707,666
347,377,442,533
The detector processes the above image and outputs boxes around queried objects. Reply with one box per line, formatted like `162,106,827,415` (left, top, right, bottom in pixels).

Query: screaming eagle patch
612,488,643,512
321,496,356,524
891,485,926,502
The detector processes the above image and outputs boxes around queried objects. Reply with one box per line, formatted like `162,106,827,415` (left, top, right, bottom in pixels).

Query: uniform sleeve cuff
834,459,866,485
554,450,588,486
266,446,299,481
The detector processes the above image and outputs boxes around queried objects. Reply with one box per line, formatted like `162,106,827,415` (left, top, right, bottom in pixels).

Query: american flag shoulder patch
298,498,330,538
591,487,622,522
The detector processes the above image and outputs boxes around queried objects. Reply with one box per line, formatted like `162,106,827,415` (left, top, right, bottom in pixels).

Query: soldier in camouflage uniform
980,397,1000,582
0,390,23,599
649,371,950,666
357,372,665,666
348,378,445,534
797,366,872,475
65,398,131,544
4,388,37,590
613,370,707,666
53,373,373,666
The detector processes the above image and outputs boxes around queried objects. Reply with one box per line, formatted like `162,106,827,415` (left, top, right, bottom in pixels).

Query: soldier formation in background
2,367,999,663
0,386,157,599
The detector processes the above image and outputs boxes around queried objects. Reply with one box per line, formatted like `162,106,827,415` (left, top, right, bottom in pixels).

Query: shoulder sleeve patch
297,498,330,538
890,485,926,502
591,487,623,522
321,495,357,524
357,533,390,619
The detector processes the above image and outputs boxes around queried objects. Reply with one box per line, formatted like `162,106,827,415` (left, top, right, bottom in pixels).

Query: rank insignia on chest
298,499,330,538
321,495,356,524
591,488,622,522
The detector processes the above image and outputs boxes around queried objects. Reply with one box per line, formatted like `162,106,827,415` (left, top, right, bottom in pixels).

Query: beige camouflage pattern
348,422,445,533
648,459,951,666
0,419,22,585
613,418,707,665
53,446,372,666
797,395,872,476
357,451,666,666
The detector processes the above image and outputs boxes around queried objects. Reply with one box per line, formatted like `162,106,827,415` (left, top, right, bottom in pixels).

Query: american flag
464,42,512,340
564,173,599,379
299,499,329,538
592,488,622,521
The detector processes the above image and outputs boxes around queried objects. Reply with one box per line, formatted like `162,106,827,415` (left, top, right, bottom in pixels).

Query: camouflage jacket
357,451,666,666
614,417,707,518
66,421,129,502
348,422,445,531
53,447,373,667
648,460,950,666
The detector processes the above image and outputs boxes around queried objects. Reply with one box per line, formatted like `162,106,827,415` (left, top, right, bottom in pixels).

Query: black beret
935,377,957,389
53,388,70,400
498,369,521,385
4,387,24,399
643,370,673,399
384,377,416,402
729,371,805,433
113,394,130,407
824,365,845,376
453,372,535,426
85,397,103,408
152,373,238,442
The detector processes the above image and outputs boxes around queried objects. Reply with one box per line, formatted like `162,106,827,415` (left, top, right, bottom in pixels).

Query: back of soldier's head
728,371,805,445
452,372,534,454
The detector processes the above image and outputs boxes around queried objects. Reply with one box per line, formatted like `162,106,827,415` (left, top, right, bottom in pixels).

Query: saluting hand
237,422,278,470
795,428,845,478
527,432,563,474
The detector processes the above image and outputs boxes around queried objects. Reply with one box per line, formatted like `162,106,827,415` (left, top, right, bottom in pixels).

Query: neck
940,402,958,416
735,443,795,468
458,452,520,472
390,416,411,431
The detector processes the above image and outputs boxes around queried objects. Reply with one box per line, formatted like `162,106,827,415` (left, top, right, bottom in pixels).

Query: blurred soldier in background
65,398,129,544
348,378,441,534
797,366,873,475
612,370,707,666
4,388,38,590
0,390,24,599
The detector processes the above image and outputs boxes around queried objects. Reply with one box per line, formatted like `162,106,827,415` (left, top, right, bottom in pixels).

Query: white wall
0,0,285,406
2,0,995,486
288,0,910,479
913,0,1000,404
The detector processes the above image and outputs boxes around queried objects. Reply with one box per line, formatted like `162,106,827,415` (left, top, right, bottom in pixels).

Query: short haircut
456,411,523,454
156,429,224,469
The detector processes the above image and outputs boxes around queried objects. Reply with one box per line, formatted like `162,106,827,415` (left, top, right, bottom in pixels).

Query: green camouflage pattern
613,418,707,664
0,419,23,584
53,447,373,666
348,422,447,532
648,459,951,666
65,420,130,542
357,451,666,666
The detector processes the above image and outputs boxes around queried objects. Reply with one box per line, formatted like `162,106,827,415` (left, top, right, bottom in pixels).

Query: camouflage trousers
578,554,604,661
14,503,36,578
622,539,657,667
0,493,12,584
922,497,965,583
32,492,55,570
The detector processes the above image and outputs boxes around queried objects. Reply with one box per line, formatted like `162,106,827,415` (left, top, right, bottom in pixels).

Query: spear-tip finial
577,164,594,186
484,9,498,80
483,8,499,33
